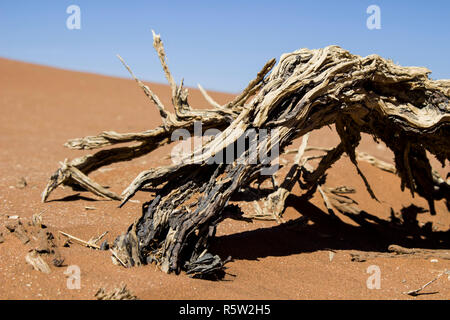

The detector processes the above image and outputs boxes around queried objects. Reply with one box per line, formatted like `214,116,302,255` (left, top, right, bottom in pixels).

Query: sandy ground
0,57,448,300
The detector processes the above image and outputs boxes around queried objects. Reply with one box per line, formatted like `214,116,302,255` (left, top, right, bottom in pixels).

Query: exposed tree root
44,31,449,278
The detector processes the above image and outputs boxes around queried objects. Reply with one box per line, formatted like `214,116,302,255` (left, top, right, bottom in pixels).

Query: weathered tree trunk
43,32,449,278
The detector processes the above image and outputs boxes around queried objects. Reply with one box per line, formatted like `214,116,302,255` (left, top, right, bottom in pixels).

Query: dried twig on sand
350,245,450,262
5,220,30,244
43,31,450,278
263,133,310,221
5,215,64,273
286,147,397,174
25,250,51,274
389,245,450,260
58,231,105,250
403,271,447,296
32,209,48,228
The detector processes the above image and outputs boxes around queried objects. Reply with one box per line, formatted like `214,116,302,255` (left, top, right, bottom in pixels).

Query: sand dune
0,58,448,299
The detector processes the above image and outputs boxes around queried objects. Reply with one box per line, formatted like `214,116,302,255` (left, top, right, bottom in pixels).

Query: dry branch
287,147,397,174
42,34,274,203
403,271,447,296
197,84,223,110
25,250,51,274
59,231,102,250
389,245,450,260
264,133,310,220
43,32,450,277
350,245,450,262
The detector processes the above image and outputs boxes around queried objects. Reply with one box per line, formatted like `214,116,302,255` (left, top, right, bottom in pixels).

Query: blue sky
0,1,449,92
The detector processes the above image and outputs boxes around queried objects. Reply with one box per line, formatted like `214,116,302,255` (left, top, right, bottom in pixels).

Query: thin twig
89,231,108,245
197,84,223,109
403,272,444,296
110,249,127,267
317,185,335,214
117,54,172,126
59,231,101,250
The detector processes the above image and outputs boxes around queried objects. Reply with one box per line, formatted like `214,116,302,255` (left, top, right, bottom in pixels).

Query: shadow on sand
211,194,449,261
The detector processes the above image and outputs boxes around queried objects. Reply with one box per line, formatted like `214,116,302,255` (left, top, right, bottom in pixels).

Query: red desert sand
0,57,448,299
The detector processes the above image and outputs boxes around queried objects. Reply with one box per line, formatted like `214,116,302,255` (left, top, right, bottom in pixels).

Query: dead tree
43,31,449,277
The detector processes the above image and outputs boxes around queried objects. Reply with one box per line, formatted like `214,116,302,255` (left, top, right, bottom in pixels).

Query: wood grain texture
43,32,449,277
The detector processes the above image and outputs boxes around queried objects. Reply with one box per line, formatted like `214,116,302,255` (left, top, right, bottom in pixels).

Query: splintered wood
42,31,449,277
25,250,51,274
4,214,65,274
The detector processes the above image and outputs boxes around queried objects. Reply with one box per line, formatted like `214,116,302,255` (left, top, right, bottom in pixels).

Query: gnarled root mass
43,31,449,278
